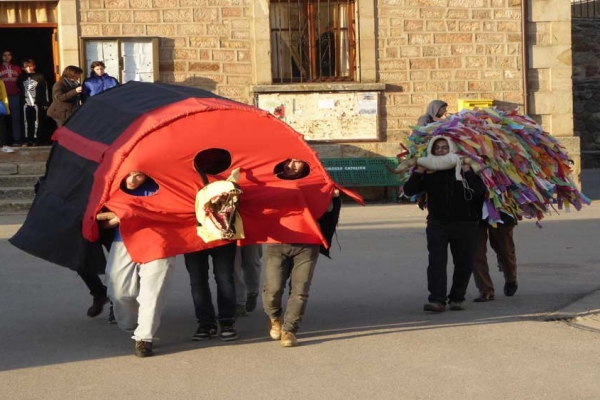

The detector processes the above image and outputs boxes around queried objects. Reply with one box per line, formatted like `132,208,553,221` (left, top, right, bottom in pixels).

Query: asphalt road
1,201,599,400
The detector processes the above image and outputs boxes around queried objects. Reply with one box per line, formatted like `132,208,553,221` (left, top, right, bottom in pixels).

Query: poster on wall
256,91,380,141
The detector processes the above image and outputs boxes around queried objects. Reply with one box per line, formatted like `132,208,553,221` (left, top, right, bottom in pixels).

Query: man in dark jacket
403,136,486,312
416,100,448,126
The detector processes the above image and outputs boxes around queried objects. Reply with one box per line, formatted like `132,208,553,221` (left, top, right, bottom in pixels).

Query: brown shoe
281,331,298,347
134,340,153,357
269,318,282,340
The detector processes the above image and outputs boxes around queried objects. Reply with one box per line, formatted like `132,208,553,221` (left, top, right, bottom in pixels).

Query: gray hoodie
416,100,448,126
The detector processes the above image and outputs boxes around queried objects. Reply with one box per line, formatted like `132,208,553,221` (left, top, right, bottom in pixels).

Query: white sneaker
2,146,15,153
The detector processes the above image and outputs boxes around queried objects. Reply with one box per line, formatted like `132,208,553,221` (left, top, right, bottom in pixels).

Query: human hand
75,86,83,94
96,211,120,228
415,166,426,173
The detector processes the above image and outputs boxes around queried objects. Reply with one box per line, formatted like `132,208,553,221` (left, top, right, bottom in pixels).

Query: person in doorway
17,59,49,147
47,65,83,127
472,214,519,302
403,137,486,312
0,80,14,153
82,61,118,102
233,244,263,317
0,50,22,145
99,171,176,358
416,100,448,127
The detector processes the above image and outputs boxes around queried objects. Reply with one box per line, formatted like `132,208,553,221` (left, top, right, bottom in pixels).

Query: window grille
270,0,356,83
572,0,600,18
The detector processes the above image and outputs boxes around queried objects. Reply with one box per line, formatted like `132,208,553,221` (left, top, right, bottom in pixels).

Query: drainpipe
521,0,529,115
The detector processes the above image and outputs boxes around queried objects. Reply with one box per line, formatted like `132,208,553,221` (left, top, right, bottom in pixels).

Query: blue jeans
184,242,237,327
8,95,21,143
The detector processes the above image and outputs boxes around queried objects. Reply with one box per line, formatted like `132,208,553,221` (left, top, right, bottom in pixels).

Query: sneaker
246,292,259,312
504,282,518,297
134,340,153,357
235,304,248,318
192,325,217,341
1,146,14,153
220,325,238,341
107,305,117,324
423,302,446,312
449,301,466,311
269,318,282,340
87,295,110,317
281,331,298,347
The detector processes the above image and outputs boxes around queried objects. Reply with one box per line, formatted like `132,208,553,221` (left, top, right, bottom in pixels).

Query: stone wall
79,0,254,103
572,18,600,167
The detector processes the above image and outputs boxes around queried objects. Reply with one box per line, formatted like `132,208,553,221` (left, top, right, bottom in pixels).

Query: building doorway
0,27,58,144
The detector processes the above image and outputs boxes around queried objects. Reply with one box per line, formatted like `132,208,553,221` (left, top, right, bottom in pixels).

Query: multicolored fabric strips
398,108,591,226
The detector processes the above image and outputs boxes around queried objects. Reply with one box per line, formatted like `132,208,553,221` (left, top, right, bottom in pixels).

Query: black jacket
403,169,486,223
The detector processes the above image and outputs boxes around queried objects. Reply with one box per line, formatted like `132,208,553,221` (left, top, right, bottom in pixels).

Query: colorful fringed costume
397,108,591,226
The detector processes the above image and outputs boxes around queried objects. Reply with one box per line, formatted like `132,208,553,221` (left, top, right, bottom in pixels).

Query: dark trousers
0,115,8,146
473,223,517,295
426,221,478,304
79,269,107,298
262,243,319,334
184,242,237,327
8,95,20,143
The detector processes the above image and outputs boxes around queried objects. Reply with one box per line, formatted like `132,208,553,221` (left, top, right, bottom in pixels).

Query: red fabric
80,98,362,263
52,127,109,163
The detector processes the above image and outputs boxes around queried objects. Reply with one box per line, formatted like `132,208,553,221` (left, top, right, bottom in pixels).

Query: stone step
0,174,40,188
0,186,36,201
0,199,32,214
0,146,51,162
0,161,47,175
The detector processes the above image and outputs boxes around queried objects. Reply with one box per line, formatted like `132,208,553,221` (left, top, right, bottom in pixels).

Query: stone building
0,0,578,179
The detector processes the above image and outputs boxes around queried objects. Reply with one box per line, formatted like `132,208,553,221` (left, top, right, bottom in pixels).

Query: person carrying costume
82,61,118,102
0,50,22,145
47,65,83,127
417,100,448,126
233,244,263,317
17,59,49,146
403,137,486,312
97,171,176,358
263,158,341,347
472,212,519,302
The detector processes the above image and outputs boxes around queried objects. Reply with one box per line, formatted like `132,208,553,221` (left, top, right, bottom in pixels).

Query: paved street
1,200,599,400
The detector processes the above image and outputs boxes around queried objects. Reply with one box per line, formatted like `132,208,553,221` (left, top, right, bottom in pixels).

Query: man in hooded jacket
417,100,448,126
403,136,486,312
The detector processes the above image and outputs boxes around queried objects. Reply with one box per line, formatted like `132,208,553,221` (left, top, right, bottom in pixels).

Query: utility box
457,99,494,110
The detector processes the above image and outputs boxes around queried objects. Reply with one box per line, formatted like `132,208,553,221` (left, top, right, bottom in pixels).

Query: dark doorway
0,27,57,144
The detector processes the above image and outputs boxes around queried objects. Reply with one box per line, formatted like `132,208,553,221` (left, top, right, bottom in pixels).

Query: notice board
256,91,380,142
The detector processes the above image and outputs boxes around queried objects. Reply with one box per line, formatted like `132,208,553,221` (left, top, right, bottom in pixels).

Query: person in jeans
263,158,337,348
0,50,22,145
233,244,263,317
184,242,238,341
403,137,486,312
472,214,519,302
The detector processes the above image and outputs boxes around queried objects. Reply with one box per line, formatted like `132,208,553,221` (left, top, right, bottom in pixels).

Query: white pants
105,241,176,342
233,244,263,304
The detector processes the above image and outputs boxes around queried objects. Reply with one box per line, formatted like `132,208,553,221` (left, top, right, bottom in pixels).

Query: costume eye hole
274,158,310,180
194,148,232,175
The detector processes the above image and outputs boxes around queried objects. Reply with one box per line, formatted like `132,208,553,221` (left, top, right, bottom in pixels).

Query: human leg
425,221,450,305
448,222,478,304
184,251,217,329
241,244,262,312
489,224,518,295
106,242,140,331
79,268,109,317
210,242,237,327
132,256,176,342
8,95,20,143
233,245,248,313
472,224,495,300
281,244,319,334
262,244,291,321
